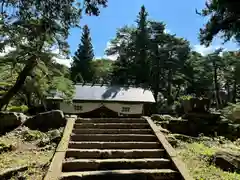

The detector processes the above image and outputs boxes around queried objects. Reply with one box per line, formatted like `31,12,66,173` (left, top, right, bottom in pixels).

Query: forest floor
169,133,240,180
0,126,63,180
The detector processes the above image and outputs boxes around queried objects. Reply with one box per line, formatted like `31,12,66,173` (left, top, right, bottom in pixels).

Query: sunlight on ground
177,142,240,180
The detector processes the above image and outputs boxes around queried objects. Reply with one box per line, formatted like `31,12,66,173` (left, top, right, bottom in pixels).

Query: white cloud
104,54,118,61
52,56,72,67
95,54,118,61
51,48,60,55
51,48,72,67
101,41,119,61
164,29,171,34
193,44,225,55
0,46,15,56
105,41,114,50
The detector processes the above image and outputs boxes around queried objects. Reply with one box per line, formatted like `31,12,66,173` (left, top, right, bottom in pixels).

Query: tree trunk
213,61,221,108
174,85,181,100
0,56,37,110
150,45,161,113
226,81,230,103
34,89,47,111
26,93,32,107
167,69,173,105
232,78,237,103
153,60,160,102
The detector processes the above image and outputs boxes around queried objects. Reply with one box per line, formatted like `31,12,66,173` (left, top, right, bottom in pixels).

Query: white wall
60,102,143,114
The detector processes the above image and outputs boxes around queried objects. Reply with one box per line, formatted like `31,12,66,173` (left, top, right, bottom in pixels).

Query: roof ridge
75,84,132,88
74,83,150,89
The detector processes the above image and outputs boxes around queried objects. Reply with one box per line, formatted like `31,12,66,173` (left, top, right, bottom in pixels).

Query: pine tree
148,21,166,102
133,5,151,87
198,1,240,46
111,43,132,85
71,25,95,83
106,26,136,85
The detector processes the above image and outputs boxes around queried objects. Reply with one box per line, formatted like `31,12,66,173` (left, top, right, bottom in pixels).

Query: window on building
74,105,83,111
121,107,130,112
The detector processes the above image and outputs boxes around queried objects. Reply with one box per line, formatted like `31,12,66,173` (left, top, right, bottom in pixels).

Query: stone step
72,128,153,134
61,169,179,180
74,123,150,129
62,158,172,172
65,149,166,159
76,118,145,124
68,141,161,149
70,134,157,142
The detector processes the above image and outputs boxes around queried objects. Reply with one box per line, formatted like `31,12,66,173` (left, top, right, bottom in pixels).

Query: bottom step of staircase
60,169,180,180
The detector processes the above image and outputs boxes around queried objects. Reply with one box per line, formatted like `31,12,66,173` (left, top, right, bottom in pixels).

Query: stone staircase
44,117,193,180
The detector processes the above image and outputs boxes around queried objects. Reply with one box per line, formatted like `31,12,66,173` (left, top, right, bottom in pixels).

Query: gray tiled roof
50,84,155,103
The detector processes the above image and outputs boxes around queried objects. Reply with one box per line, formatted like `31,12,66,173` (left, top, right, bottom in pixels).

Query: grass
176,141,240,180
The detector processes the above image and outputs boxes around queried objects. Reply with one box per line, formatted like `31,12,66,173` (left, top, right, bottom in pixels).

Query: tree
165,36,190,104
0,0,107,110
91,58,113,84
205,49,224,108
106,9,191,107
107,6,151,87
222,51,240,103
0,58,74,109
111,44,134,85
198,0,240,46
133,5,151,86
106,26,136,85
148,21,166,101
106,25,136,56
71,25,95,83
184,51,212,96
149,31,190,105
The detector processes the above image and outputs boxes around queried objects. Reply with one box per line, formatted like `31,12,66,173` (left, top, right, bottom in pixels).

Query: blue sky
62,0,238,66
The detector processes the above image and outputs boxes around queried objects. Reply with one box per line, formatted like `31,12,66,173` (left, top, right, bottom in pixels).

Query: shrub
7,105,29,113
179,95,194,101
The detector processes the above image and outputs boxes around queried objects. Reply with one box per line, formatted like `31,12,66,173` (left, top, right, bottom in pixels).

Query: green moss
7,105,29,113
21,130,47,141
188,142,216,156
177,142,240,180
